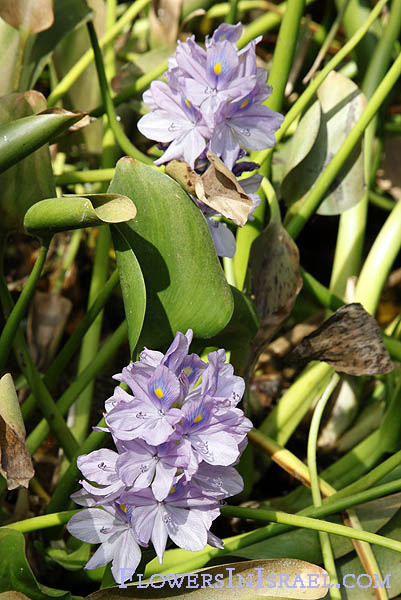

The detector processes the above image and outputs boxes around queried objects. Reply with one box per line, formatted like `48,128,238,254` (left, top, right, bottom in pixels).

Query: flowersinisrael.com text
118,567,392,590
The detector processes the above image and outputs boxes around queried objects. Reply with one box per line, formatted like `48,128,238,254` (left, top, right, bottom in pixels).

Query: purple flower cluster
67,330,251,585
137,22,283,258
137,22,283,170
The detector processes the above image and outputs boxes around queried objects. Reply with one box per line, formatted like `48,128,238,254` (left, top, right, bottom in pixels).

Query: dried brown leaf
166,152,253,226
287,303,393,375
0,0,54,34
149,0,182,46
196,151,253,226
0,374,34,490
27,290,72,369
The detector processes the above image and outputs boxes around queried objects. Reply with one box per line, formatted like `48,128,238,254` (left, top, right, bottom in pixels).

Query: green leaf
111,226,147,356
107,157,234,347
194,286,259,352
0,108,85,174
86,559,329,599
24,194,137,235
45,542,91,572
18,0,92,91
0,91,55,232
0,528,72,599
281,71,366,215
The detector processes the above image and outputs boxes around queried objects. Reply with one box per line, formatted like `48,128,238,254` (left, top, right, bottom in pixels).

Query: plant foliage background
1,0,401,599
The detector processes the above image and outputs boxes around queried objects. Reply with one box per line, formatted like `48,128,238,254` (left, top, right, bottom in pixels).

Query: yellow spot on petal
183,366,193,376
154,386,164,399
169,486,176,495
193,413,203,423
120,504,127,512
214,61,222,75
185,98,191,108
240,98,248,109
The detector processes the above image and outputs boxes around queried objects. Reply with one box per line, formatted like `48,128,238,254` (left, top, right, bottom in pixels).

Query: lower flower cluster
67,330,252,585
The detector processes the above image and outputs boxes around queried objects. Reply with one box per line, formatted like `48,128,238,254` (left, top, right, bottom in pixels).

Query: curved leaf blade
86,559,329,599
108,157,234,347
111,225,147,355
0,91,55,232
0,528,72,599
24,194,136,235
0,109,85,173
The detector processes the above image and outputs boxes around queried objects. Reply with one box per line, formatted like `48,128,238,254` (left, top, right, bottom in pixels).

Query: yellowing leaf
0,374,34,490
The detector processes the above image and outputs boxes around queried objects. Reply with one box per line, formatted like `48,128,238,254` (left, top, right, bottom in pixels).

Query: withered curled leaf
287,303,393,375
196,152,253,226
0,373,34,490
166,151,253,226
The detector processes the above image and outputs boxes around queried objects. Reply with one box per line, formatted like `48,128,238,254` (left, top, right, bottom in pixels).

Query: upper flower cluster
67,330,251,585
137,22,284,169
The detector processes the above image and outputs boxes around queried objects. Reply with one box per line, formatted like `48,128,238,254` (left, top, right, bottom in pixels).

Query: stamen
154,386,164,399
214,61,222,75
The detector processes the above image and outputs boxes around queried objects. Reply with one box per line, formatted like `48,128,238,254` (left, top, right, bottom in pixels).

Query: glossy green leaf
87,559,329,599
194,286,259,353
281,71,366,215
111,226,147,356
0,91,55,232
0,108,85,174
18,0,92,91
107,157,234,347
24,194,136,235
45,541,91,572
0,528,73,599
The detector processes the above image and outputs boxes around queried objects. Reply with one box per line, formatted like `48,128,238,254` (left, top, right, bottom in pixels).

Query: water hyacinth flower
67,330,252,585
137,22,283,257
138,22,283,169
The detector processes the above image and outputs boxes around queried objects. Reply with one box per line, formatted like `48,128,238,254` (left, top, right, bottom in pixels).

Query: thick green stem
54,169,115,186
355,200,401,314
234,0,305,289
307,375,341,599
226,0,239,24
69,227,111,444
252,0,389,168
